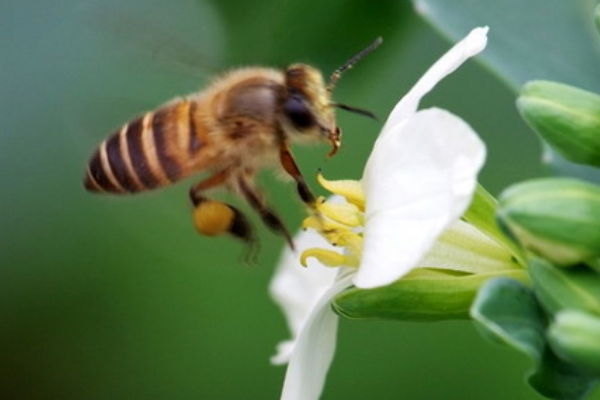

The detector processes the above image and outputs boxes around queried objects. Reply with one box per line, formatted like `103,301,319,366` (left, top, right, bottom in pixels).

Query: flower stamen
315,199,363,227
300,248,359,268
317,173,365,211
300,175,366,269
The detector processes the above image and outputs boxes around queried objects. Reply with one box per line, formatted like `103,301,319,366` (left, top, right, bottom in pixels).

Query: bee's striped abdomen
152,106,183,182
84,100,207,194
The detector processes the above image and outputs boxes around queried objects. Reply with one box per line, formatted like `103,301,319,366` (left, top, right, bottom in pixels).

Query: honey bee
83,38,381,250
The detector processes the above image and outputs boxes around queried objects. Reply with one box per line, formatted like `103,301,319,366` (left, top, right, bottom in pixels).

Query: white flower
271,27,490,400
269,229,339,365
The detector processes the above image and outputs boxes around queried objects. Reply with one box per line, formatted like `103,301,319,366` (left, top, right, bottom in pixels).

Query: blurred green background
1,0,592,399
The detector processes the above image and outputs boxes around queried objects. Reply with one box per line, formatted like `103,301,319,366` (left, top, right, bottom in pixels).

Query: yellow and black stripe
84,100,205,194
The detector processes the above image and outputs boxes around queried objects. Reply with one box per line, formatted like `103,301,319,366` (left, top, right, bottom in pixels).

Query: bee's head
282,38,382,158
282,64,339,156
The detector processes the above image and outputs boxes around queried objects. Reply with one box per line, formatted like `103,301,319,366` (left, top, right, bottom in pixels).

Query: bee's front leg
278,141,316,208
279,141,341,240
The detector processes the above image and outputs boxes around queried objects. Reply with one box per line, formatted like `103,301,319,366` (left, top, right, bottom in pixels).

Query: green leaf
596,5,600,36
413,0,600,182
471,278,597,400
413,0,600,91
333,269,527,322
472,278,546,356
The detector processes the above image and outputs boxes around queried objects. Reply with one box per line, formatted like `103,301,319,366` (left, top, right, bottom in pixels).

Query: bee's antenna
332,103,378,120
327,37,383,92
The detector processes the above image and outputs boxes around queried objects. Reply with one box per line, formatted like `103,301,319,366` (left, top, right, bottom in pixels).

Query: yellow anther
317,173,365,211
302,215,346,232
302,214,359,246
316,201,362,227
325,229,361,248
339,232,364,259
298,173,366,270
300,248,359,268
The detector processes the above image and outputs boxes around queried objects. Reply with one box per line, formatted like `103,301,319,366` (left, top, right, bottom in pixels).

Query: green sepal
498,178,600,266
332,269,528,322
529,259,600,317
471,278,597,400
464,184,526,267
517,81,600,168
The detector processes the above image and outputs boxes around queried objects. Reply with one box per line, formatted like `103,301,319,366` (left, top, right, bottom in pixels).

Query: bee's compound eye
284,96,315,129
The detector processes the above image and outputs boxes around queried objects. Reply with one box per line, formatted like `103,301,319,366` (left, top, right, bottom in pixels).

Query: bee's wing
79,0,223,78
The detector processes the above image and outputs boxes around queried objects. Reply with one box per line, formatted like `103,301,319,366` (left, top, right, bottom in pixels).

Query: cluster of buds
504,78,600,268
486,75,600,386
470,15,600,395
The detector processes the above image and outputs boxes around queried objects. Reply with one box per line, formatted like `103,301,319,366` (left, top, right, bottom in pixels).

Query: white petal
382,26,488,135
356,108,486,288
280,272,355,400
269,229,339,365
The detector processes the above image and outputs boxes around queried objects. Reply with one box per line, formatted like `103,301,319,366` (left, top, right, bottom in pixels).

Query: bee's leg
236,174,295,250
279,141,338,239
279,141,316,208
189,170,256,249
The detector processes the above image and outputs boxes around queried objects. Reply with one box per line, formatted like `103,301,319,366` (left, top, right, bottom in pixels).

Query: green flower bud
549,310,600,375
529,258,600,316
332,269,528,322
517,81,600,168
498,178,600,266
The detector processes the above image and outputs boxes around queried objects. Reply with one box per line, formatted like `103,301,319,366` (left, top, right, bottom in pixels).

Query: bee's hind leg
189,170,258,258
